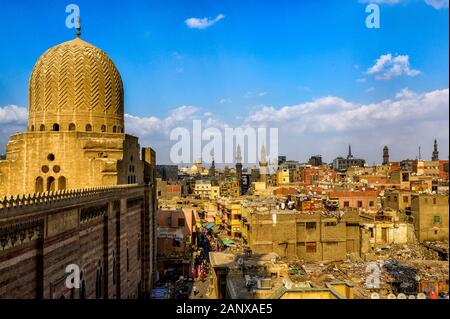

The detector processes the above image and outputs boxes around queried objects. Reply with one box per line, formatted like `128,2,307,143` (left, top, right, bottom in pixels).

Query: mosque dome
28,37,124,133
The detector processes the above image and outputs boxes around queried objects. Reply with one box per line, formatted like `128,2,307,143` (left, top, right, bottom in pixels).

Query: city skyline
0,0,448,164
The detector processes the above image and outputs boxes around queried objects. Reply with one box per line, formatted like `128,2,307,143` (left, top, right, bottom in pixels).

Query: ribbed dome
28,37,124,133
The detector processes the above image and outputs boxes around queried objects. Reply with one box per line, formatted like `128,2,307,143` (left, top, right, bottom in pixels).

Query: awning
204,223,215,229
221,239,235,246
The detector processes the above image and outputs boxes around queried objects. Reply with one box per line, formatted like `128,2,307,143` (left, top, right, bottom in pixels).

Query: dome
28,37,124,133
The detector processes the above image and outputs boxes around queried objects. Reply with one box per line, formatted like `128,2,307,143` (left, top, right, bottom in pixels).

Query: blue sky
0,0,448,164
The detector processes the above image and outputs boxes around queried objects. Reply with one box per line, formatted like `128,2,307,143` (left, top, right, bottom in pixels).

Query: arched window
39,124,45,131
35,177,44,193
30,125,35,131
86,124,92,132
69,123,76,131
121,127,124,133
112,126,117,133
58,176,66,190
101,125,106,132
52,123,60,131
47,176,55,192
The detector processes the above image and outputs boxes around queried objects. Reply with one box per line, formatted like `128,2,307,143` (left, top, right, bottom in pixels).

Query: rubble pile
370,243,446,261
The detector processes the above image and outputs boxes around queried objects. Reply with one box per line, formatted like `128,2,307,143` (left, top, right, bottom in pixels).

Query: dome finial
76,16,81,38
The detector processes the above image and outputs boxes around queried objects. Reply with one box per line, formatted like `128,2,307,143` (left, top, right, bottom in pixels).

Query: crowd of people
193,229,213,284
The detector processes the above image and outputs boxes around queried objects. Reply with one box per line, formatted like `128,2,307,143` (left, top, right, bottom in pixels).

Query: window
306,222,316,230
178,218,185,227
30,125,34,131
325,222,337,227
433,198,437,205
58,176,66,190
403,196,409,204
47,176,55,192
113,126,117,133
86,124,92,132
52,123,60,131
101,125,106,132
297,242,305,246
369,201,374,207
306,242,317,253
434,216,441,224
69,123,76,131
357,201,363,208
39,124,45,131
344,201,350,207
47,153,55,161
35,177,44,193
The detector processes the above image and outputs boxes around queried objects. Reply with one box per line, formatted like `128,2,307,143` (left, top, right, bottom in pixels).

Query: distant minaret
209,157,216,177
419,146,422,161
383,146,389,165
347,144,353,159
259,144,268,183
432,139,439,161
236,145,243,195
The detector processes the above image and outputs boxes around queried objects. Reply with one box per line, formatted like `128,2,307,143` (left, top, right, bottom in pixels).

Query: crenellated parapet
0,184,143,214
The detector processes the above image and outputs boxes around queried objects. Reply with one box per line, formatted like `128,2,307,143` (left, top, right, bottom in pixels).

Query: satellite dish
371,292,380,299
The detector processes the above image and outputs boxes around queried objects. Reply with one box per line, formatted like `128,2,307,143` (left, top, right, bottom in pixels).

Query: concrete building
155,165,178,182
411,194,449,242
156,210,193,279
332,145,366,172
246,209,361,261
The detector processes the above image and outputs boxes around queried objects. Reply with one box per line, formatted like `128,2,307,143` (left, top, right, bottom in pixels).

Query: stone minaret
347,144,353,159
383,146,389,165
259,144,268,184
432,139,439,161
209,157,216,177
235,145,243,194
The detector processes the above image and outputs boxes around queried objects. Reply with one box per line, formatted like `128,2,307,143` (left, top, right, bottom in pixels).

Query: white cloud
367,53,421,80
185,14,225,29
245,88,448,131
0,105,27,124
1,88,448,164
424,0,449,9
366,87,375,93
